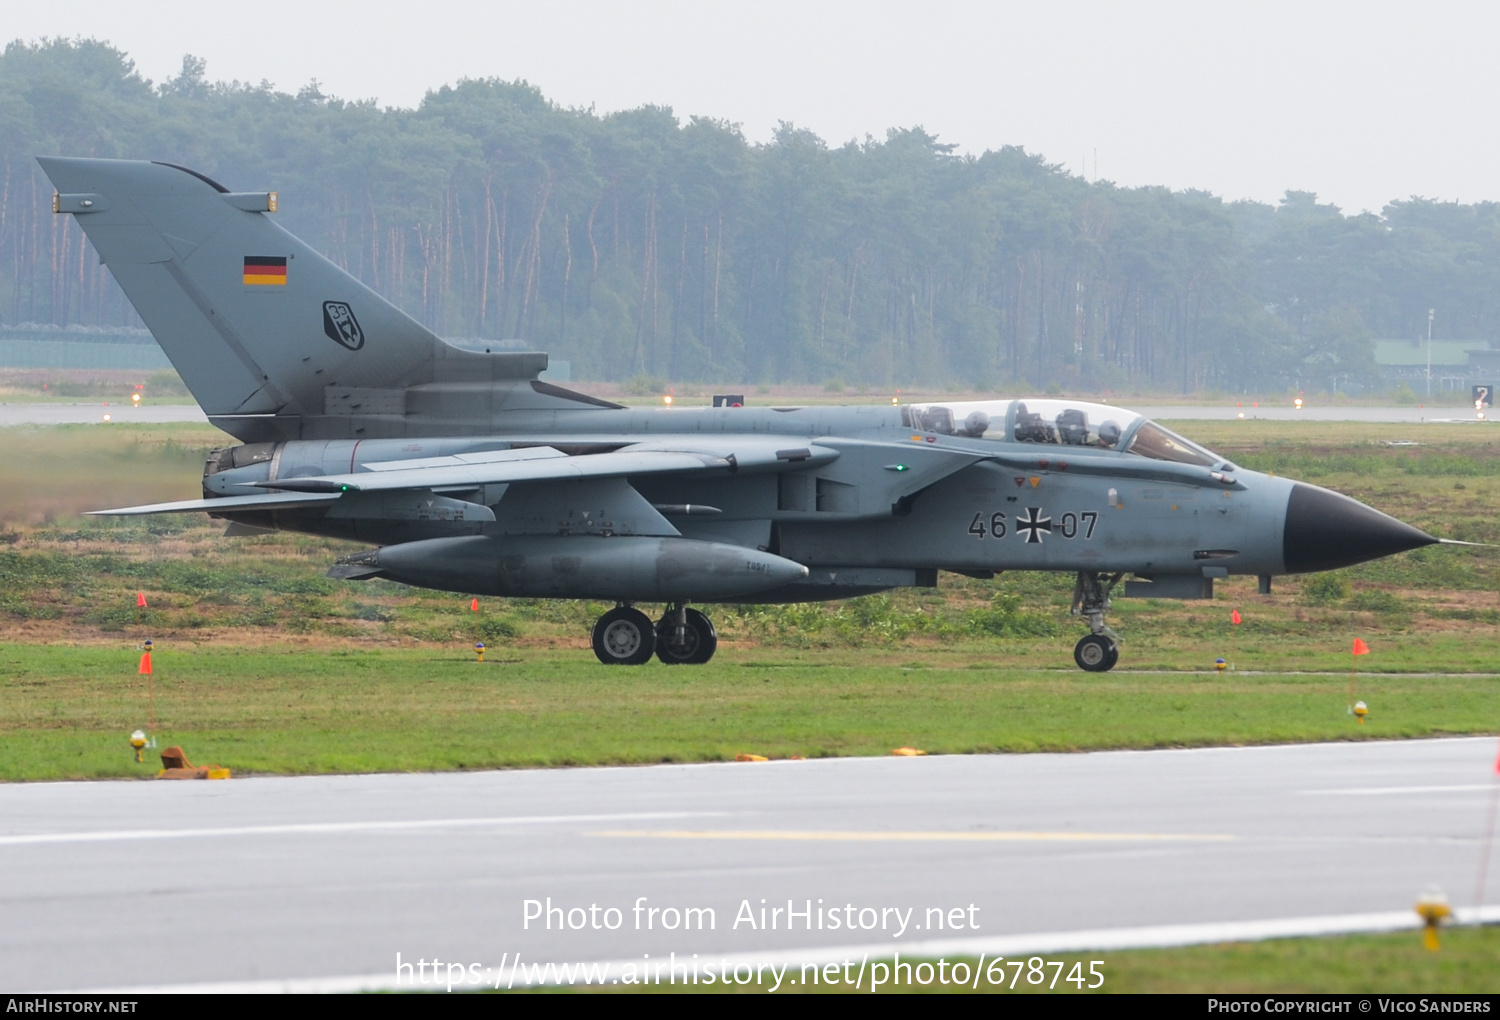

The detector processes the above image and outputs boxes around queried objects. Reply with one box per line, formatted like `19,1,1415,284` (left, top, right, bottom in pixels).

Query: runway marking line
0,811,715,848
591,829,1235,842
89,905,1500,995
1298,784,1495,796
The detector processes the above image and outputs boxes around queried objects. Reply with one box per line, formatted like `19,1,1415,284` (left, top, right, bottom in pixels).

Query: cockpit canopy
900,398,1226,467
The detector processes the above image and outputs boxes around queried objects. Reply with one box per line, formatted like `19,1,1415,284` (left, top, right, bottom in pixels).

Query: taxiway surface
0,403,208,426
2,737,1496,991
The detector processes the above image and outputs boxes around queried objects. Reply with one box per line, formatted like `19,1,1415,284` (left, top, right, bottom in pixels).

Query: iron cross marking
1017,506,1052,544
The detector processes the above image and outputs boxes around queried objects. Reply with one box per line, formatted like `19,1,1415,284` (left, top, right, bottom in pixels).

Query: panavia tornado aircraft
39,157,1444,670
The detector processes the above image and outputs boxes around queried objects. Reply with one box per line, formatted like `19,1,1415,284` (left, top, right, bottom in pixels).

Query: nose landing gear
1071,571,1123,672
590,603,718,665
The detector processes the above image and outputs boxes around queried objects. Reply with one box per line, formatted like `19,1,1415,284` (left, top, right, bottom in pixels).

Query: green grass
560,927,1500,993
2,643,1495,781
1085,927,1500,994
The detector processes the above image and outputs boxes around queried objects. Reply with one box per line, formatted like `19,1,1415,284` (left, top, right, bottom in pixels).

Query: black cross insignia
1017,506,1052,544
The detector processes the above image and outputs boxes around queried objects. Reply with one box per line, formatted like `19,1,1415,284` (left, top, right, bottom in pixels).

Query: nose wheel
655,605,717,664
1074,633,1119,672
591,606,656,665
1071,571,1123,672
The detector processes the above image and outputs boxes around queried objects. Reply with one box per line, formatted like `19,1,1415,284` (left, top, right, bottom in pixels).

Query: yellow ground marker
590,830,1234,843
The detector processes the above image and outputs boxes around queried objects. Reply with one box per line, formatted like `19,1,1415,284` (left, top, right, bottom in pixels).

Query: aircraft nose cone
1283,482,1437,573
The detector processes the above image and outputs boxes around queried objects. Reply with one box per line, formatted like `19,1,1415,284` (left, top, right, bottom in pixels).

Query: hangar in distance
40,157,1443,671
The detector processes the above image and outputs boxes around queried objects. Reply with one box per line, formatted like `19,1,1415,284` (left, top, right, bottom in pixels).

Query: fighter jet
39,157,1442,670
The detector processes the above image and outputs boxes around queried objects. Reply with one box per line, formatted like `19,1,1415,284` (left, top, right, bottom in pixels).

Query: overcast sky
9,0,1496,214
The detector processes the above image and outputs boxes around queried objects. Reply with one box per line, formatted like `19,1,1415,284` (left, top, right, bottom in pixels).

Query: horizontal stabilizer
90,492,339,516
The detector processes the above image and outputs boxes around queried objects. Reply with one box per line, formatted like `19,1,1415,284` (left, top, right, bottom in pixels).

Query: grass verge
3,644,1496,780
548,927,1500,993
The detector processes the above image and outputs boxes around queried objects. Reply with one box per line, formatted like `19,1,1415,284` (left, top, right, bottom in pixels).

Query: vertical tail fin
37,157,449,417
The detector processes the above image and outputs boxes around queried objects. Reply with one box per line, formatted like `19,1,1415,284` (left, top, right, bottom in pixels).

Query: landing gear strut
590,603,718,665
1071,571,1123,672
655,605,717,665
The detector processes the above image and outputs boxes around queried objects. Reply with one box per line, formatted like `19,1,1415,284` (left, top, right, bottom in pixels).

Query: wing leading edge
249,439,840,494
90,438,840,516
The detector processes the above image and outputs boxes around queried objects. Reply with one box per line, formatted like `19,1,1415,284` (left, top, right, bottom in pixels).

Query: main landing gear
1071,571,1123,672
590,603,718,665
655,605,717,665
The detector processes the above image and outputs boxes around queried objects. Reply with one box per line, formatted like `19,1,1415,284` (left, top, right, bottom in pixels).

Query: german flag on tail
243,256,287,285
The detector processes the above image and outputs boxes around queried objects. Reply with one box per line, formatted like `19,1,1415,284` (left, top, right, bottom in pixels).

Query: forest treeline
3,38,1498,392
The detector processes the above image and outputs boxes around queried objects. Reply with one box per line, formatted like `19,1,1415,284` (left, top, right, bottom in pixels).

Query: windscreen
1123,421,1221,466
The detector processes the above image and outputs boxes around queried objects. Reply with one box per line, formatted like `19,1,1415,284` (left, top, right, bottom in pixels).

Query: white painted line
0,812,718,848
593,829,1235,842
1299,784,1497,796
85,905,1500,994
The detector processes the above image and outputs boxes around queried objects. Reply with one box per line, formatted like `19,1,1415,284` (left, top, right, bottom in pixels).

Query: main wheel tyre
655,608,718,665
592,607,656,665
1074,634,1118,672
